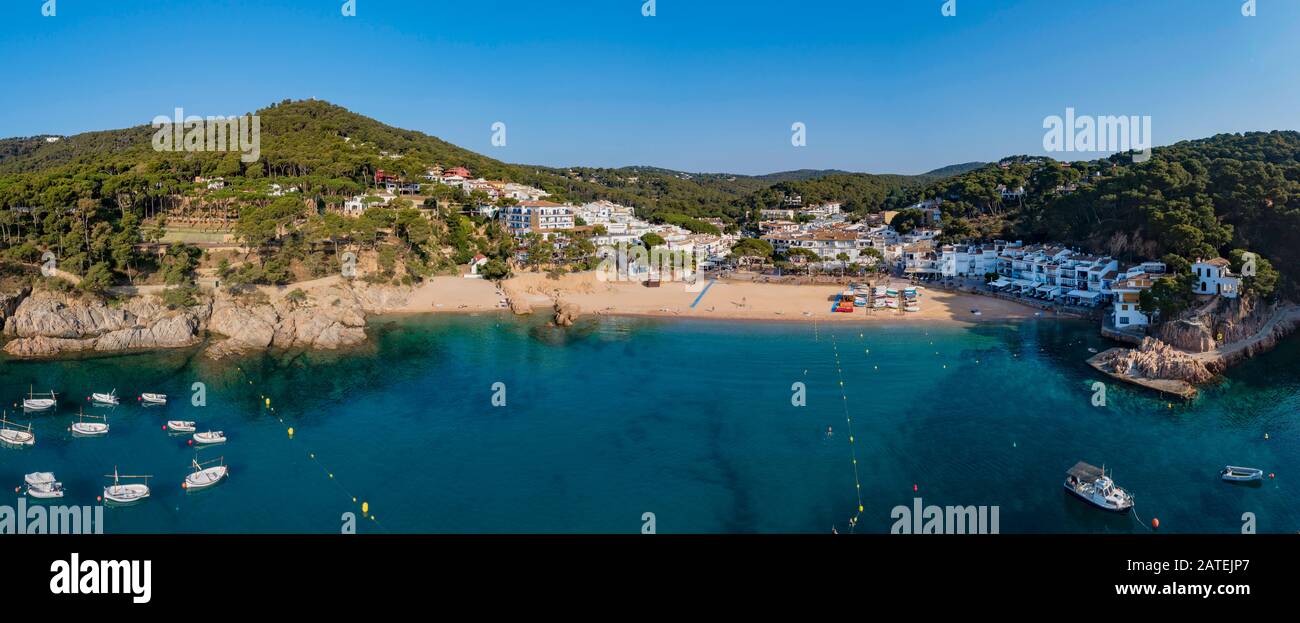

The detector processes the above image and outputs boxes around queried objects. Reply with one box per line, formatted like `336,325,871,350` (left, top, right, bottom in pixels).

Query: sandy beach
398,271,1051,324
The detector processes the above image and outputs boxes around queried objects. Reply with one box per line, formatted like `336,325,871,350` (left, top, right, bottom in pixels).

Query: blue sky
1,0,1297,175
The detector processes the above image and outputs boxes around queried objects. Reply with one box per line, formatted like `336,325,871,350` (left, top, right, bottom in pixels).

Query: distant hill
922,162,988,178
0,99,926,222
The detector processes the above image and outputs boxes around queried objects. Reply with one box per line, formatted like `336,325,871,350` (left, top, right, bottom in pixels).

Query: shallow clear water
1,313,1296,533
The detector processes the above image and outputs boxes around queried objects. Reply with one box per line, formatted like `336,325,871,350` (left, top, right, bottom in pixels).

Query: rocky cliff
1158,296,1271,353
1,281,413,359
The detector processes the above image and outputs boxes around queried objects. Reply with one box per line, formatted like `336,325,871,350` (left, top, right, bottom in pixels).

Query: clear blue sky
2,0,1297,175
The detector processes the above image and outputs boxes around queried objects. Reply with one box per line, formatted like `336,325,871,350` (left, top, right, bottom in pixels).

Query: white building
502,201,576,238
1112,274,1156,327
1192,258,1240,298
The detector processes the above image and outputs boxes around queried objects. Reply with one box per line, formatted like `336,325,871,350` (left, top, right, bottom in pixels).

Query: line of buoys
830,334,866,532
228,366,382,529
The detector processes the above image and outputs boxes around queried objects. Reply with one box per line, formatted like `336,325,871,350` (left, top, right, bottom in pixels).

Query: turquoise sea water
1,313,1297,533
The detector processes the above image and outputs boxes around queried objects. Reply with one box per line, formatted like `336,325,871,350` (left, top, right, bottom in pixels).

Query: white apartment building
502,201,576,238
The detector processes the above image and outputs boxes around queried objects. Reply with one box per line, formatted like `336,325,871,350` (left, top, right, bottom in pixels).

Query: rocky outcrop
204,284,368,358
1092,337,1215,385
554,299,580,327
0,281,406,360
2,290,205,357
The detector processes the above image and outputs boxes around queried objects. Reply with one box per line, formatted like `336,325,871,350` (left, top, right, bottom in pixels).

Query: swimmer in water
826,426,833,437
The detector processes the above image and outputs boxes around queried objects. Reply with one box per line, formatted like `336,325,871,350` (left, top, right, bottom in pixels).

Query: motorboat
1063,461,1133,512
193,430,227,444
0,416,35,447
91,390,119,406
24,472,64,499
140,393,167,405
167,420,196,433
71,410,109,437
183,456,228,491
22,387,57,411
1221,466,1264,482
103,467,151,504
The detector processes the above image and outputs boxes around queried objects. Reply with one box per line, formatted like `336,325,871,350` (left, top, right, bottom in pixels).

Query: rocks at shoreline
553,299,580,327
0,281,413,360
205,284,370,358
1091,337,1215,385
2,290,206,357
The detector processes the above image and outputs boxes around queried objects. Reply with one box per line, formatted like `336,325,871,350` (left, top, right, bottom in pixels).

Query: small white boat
140,393,167,405
70,410,109,437
0,416,35,447
1221,466,1264,482
91,390,119,405
193,430,227,444
183,456,228,491
24,472,65,499
22,386,57,411
167,420,196,433
1064,461,1133,512
103,467,151,504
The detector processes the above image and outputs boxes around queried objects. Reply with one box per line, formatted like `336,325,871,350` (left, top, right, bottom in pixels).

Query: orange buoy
96,496,102,502
187,439,193,446
912,484,918,492
1269,473,1276,479
1151,518,1160,529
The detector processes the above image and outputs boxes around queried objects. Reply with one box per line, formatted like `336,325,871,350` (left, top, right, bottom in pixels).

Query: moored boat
167,420,196,433
1220,466,1264,482
183,455,228,491
1063,461,1133,512
70,410,109,437
22,386,57,411
91,390,119,406
103,467,151,504
140,393,167,405
0,415,35,447
193,430,227,444
24,472,65,499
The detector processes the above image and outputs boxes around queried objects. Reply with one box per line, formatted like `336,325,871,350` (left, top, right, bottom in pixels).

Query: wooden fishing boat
22,386,57,411
0,416,35,447
103,467,151,504
71,410,109,437
183,455,228,491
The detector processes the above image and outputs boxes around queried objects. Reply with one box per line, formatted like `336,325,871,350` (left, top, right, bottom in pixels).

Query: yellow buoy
265,398,271,407
361,501,369,514
287,427,294,438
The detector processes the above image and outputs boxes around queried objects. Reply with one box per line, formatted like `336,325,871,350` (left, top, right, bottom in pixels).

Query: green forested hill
0,99,948,224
